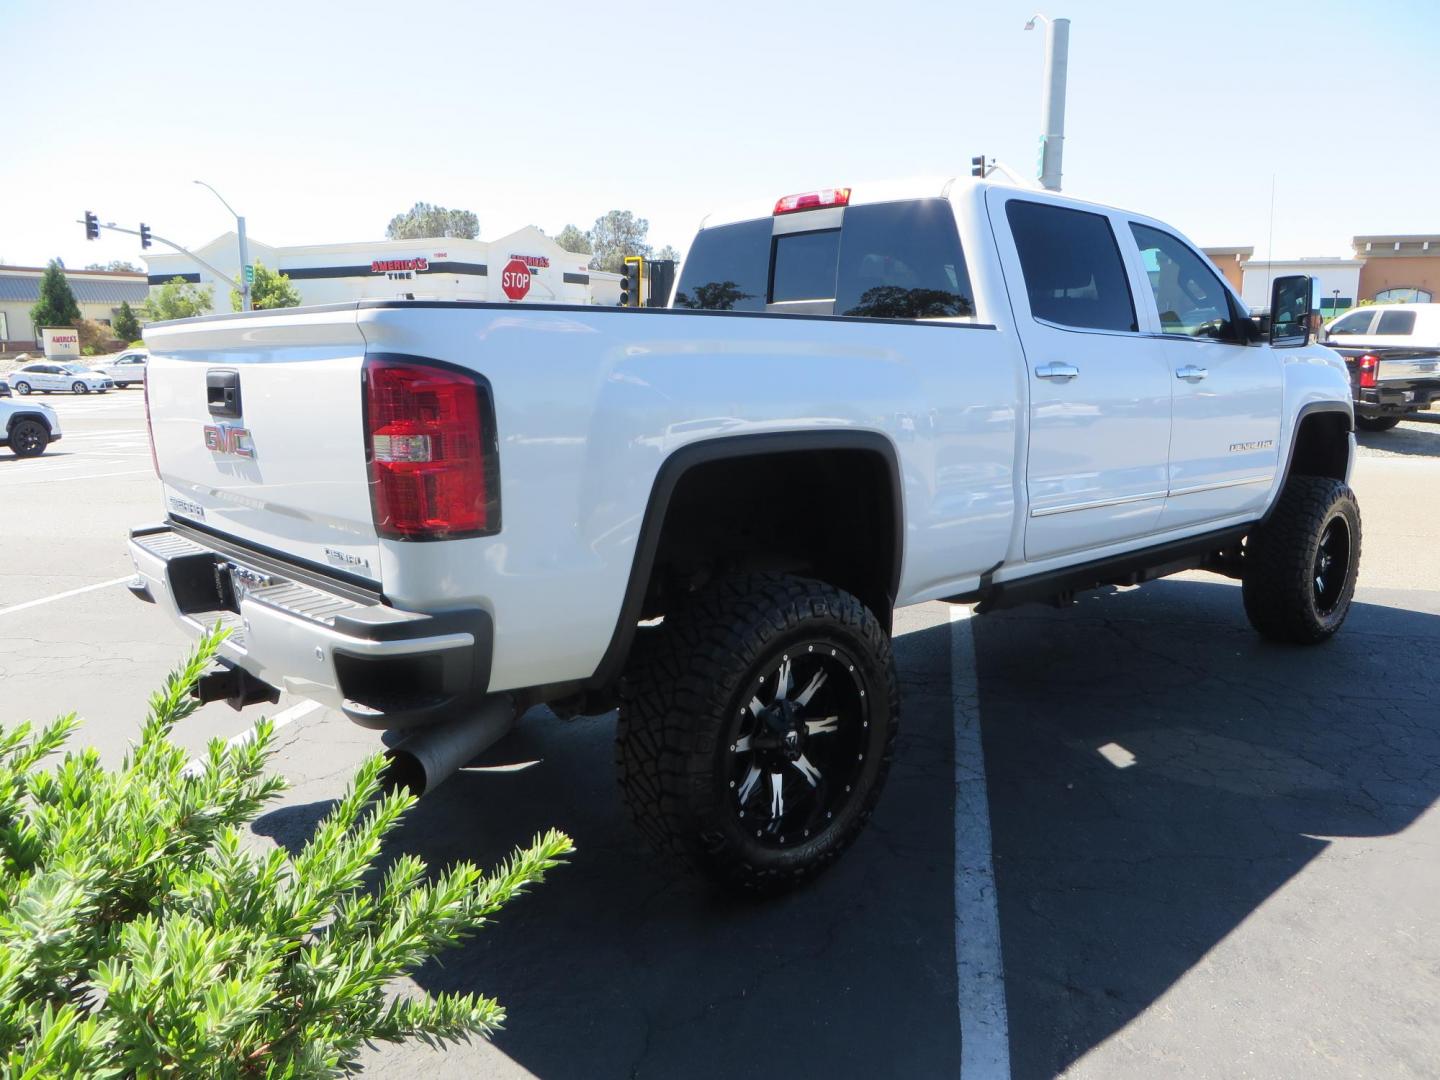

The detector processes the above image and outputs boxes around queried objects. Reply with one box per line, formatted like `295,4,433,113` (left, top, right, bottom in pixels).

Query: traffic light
139,223,152,249
971,156,987,178
620,255,645,308
84,211,99,240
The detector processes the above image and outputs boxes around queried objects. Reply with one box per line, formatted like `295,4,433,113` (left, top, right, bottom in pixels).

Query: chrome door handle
1035,362,1080,380
1176,365,1208,381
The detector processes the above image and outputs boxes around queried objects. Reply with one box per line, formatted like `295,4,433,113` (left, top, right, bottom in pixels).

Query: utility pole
1025,14,1070,192
194,180,251,311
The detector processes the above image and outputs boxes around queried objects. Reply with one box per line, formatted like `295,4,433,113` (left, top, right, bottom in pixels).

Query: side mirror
1269,274,1313,347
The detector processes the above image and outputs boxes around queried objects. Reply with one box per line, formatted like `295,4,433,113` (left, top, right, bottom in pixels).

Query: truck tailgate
143,307,381,580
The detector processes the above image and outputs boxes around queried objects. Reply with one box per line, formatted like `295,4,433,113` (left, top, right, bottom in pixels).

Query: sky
3,0,1437,272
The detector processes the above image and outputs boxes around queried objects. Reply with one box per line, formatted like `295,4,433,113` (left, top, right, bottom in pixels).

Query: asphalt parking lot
3,392,1438,1079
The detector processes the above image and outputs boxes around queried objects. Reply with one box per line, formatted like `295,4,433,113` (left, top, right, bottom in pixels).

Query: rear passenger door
1126,222,1281,530
989,194,1173,562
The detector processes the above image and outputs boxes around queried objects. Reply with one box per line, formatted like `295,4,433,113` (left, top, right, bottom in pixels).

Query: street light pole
193,180,251,311
1025,14,1070,192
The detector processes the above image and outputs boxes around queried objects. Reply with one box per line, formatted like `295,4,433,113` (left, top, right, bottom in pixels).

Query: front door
1125,222,1282,530
990,193,1175,562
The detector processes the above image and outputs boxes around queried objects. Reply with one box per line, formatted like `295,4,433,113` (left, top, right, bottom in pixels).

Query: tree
587,210,652,273
112,300,141,342
142,277,214,322
0,627,572,1076
28,260,81,329
85,260,141,272
554,224,593,256
386,202,479,240
653,244,681,264
673,281,754,311
231,260,301,311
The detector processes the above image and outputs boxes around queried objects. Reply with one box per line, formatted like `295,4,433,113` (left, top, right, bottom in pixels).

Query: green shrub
0,627,572,1076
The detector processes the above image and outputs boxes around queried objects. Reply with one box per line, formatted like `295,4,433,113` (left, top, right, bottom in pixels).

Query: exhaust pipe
381,694,516,796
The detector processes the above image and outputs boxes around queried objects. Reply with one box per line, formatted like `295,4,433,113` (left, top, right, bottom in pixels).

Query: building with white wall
145,227,620,313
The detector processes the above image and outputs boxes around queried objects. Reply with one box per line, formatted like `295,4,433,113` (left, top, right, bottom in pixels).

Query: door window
1006,201,1137,332
1327,309,1375,336
1130,223,1241,342
1375,309,1416,335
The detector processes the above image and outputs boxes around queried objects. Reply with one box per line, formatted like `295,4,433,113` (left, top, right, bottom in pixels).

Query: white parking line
181,699,324,778
0,575,133,618
950,604,1011,1080
0,468,153,486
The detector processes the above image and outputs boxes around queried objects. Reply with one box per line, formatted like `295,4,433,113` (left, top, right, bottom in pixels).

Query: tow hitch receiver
193,663,282,711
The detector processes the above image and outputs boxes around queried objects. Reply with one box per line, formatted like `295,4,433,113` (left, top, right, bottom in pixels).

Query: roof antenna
1265,174,1276,306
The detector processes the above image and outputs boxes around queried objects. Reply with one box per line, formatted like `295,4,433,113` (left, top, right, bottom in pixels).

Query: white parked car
8,362,114,395
0,396,62,456
1324,302,1440,348
92,349,149,387
130,174,1358,893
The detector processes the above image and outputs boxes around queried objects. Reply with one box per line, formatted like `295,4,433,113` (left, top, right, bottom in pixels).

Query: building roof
0,268,149,305
1352,235,1440,257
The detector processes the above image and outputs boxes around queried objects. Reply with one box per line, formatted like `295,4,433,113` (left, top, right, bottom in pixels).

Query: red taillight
142,369,159,477
362,357,499,540
773,186,851,215
1358,353,1380,389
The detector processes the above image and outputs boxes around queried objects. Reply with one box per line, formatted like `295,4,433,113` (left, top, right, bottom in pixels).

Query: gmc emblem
204,424,255,459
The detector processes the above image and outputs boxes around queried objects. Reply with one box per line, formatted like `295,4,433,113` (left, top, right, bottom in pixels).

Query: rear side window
673,217,771,311
1328,310,1375,335
770,229,840,303
1006,201,1137,332
1376,309,1416,335
835,199,974,318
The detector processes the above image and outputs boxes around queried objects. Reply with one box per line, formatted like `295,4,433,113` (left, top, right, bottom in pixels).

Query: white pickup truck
130,176,1360,892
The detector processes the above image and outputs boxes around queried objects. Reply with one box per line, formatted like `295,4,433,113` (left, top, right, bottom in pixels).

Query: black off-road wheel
1242,476,1361,644
1355,414,1402,433
8,420,49,458
617,573,899,894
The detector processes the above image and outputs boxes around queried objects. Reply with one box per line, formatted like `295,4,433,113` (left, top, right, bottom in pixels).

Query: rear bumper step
127,524,493,730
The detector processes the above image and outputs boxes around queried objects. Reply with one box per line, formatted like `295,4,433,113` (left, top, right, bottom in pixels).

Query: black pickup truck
1322,345,1440,431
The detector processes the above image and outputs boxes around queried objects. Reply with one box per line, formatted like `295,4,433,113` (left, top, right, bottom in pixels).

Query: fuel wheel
617,573,899,893
1242,475,1361,644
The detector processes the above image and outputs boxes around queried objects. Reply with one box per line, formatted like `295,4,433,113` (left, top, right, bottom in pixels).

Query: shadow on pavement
255,610,962,1080
1357,411,1440,457
975,580,1440,1079
254,580,1440,1079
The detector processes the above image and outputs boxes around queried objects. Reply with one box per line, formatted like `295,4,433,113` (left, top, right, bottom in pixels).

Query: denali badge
204,424,255,459
168,495,205,520
325,548,371,570
1229,439,1274,453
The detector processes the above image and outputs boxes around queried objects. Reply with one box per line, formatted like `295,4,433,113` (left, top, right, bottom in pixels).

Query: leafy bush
0,627,572,1076
74,318,117,356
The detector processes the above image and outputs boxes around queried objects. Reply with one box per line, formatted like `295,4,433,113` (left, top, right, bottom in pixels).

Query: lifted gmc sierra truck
129,176,1361,892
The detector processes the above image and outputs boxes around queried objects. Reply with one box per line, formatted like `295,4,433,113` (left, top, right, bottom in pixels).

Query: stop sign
500,258,531,301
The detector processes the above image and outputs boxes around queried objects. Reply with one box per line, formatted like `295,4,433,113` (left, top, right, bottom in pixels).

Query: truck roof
695,174,1129,231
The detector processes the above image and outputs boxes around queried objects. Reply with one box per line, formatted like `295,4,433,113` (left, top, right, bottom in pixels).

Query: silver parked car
92,349,149,387
8,362,114,395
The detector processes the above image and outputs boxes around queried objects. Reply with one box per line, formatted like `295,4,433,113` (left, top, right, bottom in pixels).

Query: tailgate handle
207,369,242,419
